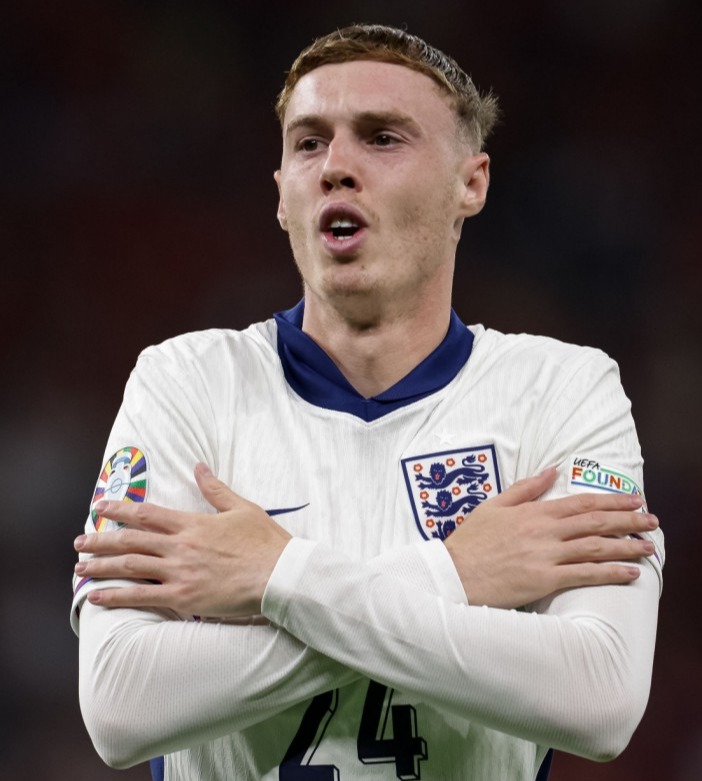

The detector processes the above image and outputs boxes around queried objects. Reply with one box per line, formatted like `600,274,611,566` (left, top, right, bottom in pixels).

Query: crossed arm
76,465,655,616
74,465,660,766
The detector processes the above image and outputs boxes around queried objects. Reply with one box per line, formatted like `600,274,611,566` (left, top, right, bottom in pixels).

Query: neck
301,292,452,398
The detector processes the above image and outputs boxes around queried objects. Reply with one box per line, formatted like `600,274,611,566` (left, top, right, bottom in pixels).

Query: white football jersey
72,303,664,781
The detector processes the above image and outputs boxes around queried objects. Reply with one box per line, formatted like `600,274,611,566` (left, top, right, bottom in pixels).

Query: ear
273,170,288,231
458,152,490,218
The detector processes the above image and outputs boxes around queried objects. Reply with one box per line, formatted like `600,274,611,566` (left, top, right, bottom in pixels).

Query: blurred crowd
2,1,699,778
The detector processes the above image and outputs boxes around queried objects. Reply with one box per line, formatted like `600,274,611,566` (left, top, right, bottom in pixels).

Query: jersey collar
274,300,474,422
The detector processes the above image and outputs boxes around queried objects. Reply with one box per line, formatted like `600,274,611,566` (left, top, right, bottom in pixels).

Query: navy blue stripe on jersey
150,756,164,781
275,300,474,421
535,748,553,780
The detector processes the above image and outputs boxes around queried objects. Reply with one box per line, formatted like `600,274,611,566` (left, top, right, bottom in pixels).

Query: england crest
401,445,502,540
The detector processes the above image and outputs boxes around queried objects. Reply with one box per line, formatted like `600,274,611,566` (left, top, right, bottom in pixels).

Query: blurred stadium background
2,1,700,778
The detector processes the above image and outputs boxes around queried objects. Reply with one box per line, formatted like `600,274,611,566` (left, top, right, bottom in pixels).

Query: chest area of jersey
225,404,517,559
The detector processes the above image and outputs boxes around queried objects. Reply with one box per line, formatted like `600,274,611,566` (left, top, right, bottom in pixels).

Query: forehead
283,60,457,133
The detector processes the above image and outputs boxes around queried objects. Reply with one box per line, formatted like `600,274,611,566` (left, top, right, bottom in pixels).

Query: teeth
330,218,358,229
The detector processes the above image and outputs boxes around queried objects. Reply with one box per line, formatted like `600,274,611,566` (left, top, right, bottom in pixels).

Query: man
72,24,663,781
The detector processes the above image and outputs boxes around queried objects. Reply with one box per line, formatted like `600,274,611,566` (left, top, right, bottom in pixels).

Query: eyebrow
285,111,423,139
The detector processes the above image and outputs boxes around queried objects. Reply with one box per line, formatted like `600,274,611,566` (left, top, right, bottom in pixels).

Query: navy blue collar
274,300,474,422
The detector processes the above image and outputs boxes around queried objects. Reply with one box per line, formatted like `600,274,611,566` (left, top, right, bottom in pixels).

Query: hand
444,467,659,609
73,464,292,618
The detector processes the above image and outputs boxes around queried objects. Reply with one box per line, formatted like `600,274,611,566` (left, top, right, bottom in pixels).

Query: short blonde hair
275,24,500,151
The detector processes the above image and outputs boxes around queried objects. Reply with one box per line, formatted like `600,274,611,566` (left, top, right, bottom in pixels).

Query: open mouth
319,204,368,242
329,218,361,240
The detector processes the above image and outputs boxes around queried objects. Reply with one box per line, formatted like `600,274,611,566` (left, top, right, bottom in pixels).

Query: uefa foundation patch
567,455,647,511
402,444,501,541
90,446,149,532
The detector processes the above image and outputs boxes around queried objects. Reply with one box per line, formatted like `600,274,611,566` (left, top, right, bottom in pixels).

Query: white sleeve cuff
262,537,320,626
71,577,137,635
262,537,468,628
411,539,469,604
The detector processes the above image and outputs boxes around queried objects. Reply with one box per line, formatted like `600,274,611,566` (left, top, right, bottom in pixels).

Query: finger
87,584,173,610
194,462,244,513
548,491,645,520
75,552,165,582
562,510,658,541
75,528,166,555
489,467,558,507
560,535,655,564
91,499,186,534
554,562,642,590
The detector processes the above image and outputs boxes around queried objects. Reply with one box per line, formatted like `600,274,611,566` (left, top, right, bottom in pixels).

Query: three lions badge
402,445,501,540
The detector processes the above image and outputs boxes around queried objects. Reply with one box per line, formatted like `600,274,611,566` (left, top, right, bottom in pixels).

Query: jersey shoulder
139,318,277,363
135,319,279,384
467,324,618,393
471,324,610,364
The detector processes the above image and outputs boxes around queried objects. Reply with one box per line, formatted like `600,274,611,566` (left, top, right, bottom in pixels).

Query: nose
320,137,361,193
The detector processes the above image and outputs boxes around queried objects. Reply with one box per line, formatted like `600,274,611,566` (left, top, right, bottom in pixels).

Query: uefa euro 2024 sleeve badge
90,446,149,532
401,445,502,541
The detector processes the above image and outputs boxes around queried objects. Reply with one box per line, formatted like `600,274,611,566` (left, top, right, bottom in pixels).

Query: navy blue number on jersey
280,683,427,779
357,681,428,779
280,690,340,780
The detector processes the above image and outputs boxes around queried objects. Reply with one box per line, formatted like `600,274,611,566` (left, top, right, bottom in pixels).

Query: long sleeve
78,539,466,767
262,536,659,761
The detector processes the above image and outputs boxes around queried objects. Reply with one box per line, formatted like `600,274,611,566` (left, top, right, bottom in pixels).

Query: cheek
393,180,456,240
279,183,313,251
285,217,312,269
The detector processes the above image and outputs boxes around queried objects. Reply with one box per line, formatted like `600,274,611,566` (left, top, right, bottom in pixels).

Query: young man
72,24,663,781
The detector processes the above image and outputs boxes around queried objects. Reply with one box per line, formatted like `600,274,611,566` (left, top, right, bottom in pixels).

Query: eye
297,138,323,152
372,133,398,147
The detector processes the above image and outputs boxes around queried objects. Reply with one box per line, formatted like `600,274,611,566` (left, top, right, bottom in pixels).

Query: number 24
280,681,428,780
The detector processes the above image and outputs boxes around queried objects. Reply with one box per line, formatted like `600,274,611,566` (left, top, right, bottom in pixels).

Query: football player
72,24,663,781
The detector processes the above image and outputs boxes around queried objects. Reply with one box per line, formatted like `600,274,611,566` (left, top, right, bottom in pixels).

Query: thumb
489,466,558,507
194,463,241,512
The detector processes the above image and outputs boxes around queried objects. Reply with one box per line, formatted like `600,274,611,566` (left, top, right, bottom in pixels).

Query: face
275,60,489,325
